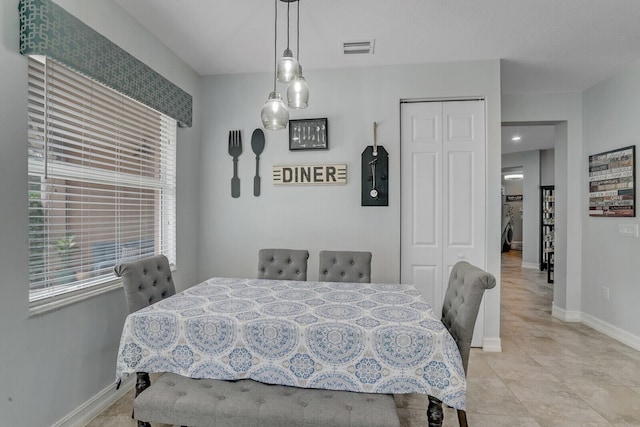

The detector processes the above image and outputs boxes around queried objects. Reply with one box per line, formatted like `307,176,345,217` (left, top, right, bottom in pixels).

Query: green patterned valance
19,0,193,128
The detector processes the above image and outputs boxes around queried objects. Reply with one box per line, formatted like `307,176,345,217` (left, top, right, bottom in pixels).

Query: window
27,57,177,307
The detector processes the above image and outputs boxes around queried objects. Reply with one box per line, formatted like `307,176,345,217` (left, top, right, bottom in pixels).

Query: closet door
401,100,486,345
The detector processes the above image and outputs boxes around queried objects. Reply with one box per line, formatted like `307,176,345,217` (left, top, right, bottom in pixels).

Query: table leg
427,396,444,427
134,372,151,427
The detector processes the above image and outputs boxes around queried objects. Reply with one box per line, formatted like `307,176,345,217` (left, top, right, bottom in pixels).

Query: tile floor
87,251,640,426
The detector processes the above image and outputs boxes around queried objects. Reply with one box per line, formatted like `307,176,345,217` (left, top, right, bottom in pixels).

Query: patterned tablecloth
116,277,466,410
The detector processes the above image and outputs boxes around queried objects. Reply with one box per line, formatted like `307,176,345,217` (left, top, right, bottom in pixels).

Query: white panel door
401,100,487,346
400,102,444,309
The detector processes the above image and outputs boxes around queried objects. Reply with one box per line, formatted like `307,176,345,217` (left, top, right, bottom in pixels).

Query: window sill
29,280,123,317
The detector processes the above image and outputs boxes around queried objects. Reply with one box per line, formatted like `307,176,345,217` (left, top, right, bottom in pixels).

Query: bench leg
457,409,468,427
427,396,443,427
134,372,151,427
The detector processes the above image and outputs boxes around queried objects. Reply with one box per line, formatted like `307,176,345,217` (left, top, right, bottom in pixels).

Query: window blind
28,57,177,304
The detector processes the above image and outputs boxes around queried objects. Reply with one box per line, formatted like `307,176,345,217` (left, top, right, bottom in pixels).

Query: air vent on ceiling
342,39,375,55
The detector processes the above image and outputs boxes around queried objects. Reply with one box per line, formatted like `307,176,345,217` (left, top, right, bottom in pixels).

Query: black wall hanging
361,122,389,206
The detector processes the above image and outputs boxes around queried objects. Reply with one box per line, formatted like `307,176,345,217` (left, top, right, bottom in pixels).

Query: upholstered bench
134,373,400,427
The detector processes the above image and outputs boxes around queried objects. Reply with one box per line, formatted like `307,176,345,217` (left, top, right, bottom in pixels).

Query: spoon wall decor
251,128,265,196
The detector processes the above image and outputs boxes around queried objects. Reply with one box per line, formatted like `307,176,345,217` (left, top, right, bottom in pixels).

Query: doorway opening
501,167,523,253
501,121,561,309
502,123,556,268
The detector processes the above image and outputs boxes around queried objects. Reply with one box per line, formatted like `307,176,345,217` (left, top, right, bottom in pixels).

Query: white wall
502,92,582,316
0,1,201,425
582,60,640,341
540,148,555,186
502,151,541,267
199,60,503,346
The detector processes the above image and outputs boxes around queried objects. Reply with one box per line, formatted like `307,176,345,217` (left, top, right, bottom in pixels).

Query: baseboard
511,241,522,250
53,377,134,427
550,305,640,351
581,312,640,352
482,336,502,352
521,262,539,270
551,303,581,322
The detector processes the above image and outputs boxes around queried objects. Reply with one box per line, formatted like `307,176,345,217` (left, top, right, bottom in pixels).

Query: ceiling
501,125,556,154
113,0,640,94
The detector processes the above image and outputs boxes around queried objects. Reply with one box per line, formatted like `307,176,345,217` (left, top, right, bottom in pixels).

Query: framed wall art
588,145,635,217
289,118,328,150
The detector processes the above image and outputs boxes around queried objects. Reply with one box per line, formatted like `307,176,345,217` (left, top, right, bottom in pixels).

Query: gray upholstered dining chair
114,254,182,427
440,261,496,427
318,250,372,283
258,248,309,281
114,254,176,314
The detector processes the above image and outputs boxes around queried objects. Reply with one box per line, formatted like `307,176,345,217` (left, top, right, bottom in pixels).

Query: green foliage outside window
28,177,45,283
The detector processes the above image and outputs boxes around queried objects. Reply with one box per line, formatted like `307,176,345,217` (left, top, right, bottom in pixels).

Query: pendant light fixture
276,0,299,83
287,0,309,109
261,0,289,130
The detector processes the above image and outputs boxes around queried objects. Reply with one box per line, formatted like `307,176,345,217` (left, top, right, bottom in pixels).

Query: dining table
116,277,466,426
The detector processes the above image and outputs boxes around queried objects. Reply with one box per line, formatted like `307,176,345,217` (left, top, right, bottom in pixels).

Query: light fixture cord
296,0,300,61
273,0,277,92
286,2,291,49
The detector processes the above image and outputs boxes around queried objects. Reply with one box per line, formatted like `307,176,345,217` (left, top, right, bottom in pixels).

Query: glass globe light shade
277,48,299,83
261,91,289,130
287,70,309,109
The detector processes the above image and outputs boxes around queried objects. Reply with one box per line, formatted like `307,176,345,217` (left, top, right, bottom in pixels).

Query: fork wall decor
228,130,243,198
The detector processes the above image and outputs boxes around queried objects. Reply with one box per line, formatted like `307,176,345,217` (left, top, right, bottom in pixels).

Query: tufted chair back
441,261,496,373
258,249,309,281
114,254,176,314
318,251,372,283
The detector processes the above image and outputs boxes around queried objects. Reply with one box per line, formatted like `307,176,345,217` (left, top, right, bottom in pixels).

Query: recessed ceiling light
511,136,521,141
504,173,523,180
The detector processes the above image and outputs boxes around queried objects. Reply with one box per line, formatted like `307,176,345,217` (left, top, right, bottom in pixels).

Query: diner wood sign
273,164,347,185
